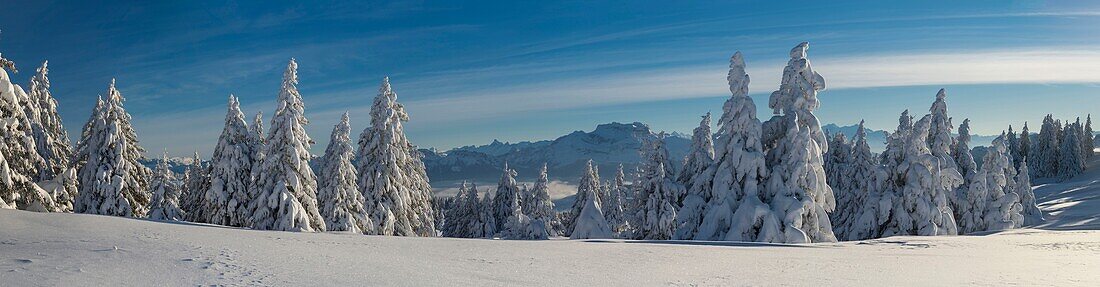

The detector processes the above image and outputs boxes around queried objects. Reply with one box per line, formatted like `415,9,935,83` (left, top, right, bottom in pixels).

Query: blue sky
2,0,1100,157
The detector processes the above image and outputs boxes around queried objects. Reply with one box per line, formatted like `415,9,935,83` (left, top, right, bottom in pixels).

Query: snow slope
3,159,1100,286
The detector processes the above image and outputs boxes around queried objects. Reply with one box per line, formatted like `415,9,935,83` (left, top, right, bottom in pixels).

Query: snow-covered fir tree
499,181,548,240
523,164,557,235
567,160,602,235
1007,125,1020,169
1013,159,1043,225
477,184,498,238
927,89,959,172
317,113,370,232
570,184,612,239
249,59,325,232
248,111,265,192
491,163,521,231
978,136,1024,231
631,135,682,240
1085,115,1094,158
204,95,256,227
356,77,435,236
603,164,628,235
147,152,185,221
1058,122,1084,179
673,113,715,240
860,112,960,238
833,120,878,240
696,51,771,242
824,132,853,233
73,80,152,217
759,42,836,243
952,118,978,217
0,55,53,211
24,61,75,211
1018,122,1031,173
1030,115,1059,178
180,152,209,222
442,181,478,238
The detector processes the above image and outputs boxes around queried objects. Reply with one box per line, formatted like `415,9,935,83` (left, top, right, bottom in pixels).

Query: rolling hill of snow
3,159,1099,286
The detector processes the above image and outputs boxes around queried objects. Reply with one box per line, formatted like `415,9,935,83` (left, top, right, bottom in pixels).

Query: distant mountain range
420,122,690,184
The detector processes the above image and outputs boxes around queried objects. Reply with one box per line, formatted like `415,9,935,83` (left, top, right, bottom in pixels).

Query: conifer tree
567,160,602,235
318,113,370,232
1013,159,1043,225
26,61,73,183
979,136,1024,231
603,164,628,235
1007,125,1020,169
180,152,209,222
491,163,521,231
760,42,836,242
834,120,877,240
0,54,53,211
673,113,715,239
523,164,557,235
1019,122,1031,174
1085,115,1094,158
697,51,771,242
632,135,682,240
356,77,436,236
148,152,185,221
1059,123,1084,179
73,80,151,217
250,59,325,232
952,118,978,216
204,95,255,226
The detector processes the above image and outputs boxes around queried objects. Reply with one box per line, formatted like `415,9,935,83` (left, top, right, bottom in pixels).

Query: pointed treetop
727,51,749,97
228,94,239,108
700,112,712,127
936,88,946,100
790,42,809,58
283,58,299,85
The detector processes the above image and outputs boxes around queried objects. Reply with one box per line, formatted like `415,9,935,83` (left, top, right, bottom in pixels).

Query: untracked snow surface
4,161,1100,286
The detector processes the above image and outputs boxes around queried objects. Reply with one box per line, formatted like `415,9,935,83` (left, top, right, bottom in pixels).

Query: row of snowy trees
440,164,539,239
1021,114,1093,180
0,50,439,236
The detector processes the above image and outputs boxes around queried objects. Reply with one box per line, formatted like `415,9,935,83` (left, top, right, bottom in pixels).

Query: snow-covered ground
4,164,1100,286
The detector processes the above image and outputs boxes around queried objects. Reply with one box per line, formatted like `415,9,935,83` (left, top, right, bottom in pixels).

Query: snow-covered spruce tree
24,61,76,211
696,51,771,242
1019,122,1032,174
834,120,878,240
477,184,498,238
1085,115,1094,158
0,55,55,212
1030,115,1059,178
672,113,715,240
824,132,851,193
318,113,370,232
148,152,185,221
491,163,521,231
979,136,1024,231
248,111,265,190
927,89,958,171
759,42,836,243
249,59,325,232
180,152,210,222
632,135,682,240
895,115,961,236
523,164,557,235
203,95,256,227
1013,159,1043,225
954,118,981,185
356,77,436,236
1007,125,1020,169
500,184,549,240
762,115,836,243
603,164,628,235
1058,123,1084,179
442,181,475,237
566,159,602,235
73,80,152,217
570,184,612,239
824,132,853,234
